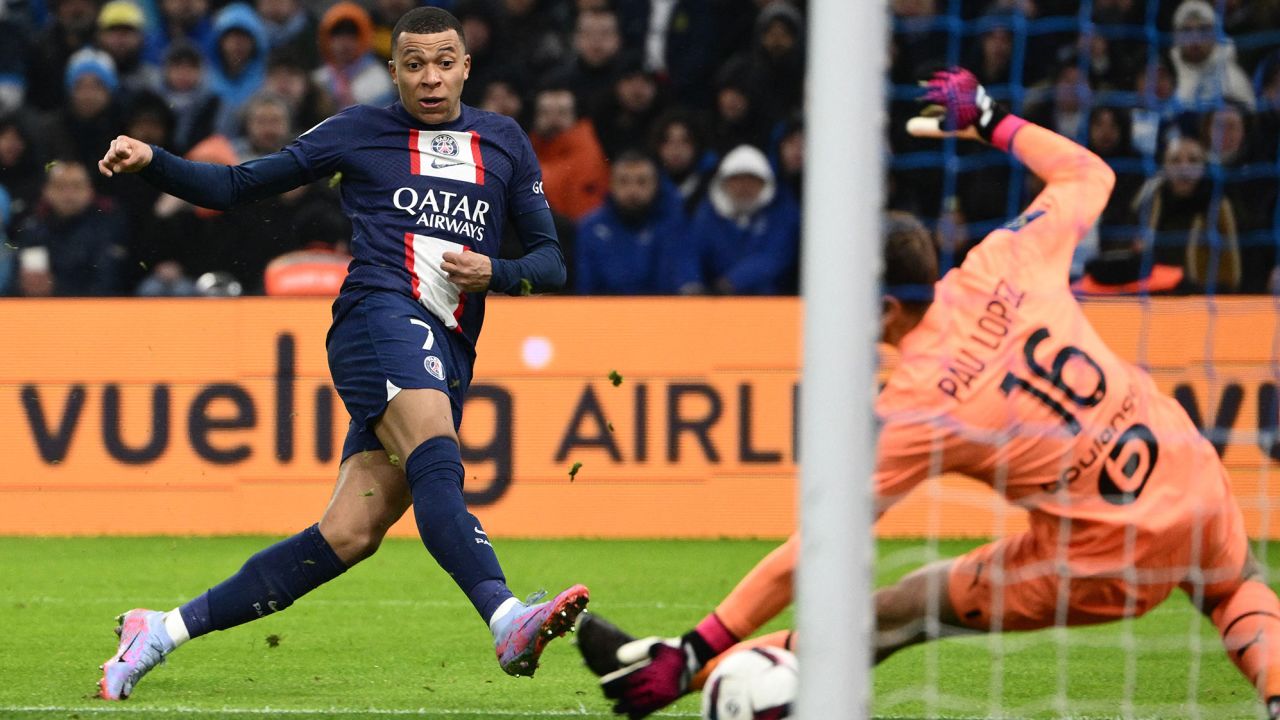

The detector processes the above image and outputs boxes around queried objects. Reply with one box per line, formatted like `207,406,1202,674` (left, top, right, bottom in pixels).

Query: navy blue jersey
286,102,550,346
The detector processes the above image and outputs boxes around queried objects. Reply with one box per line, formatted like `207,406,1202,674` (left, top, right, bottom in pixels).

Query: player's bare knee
318,519,386,565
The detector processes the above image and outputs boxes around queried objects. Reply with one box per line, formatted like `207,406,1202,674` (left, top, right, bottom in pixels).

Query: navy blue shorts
327,290,474,462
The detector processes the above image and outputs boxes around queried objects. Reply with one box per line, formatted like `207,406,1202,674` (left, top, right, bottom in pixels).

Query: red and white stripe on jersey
403,232,470,331
407,129,485,185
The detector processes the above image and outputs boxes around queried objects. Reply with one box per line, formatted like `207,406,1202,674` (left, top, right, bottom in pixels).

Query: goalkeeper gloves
920,66,1011,142
601,617,736,719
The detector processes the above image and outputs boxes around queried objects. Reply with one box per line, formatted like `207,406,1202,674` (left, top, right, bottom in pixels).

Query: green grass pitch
0,536,1273,719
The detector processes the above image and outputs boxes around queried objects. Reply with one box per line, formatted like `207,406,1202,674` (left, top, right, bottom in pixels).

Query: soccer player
577,67,1280,720
95,7,589,700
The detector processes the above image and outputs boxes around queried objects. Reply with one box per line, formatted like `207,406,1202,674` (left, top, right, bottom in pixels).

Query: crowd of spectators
0,0,1277,297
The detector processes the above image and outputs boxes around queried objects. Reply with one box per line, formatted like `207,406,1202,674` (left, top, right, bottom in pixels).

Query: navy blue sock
407,436,514,622
178,524,347,639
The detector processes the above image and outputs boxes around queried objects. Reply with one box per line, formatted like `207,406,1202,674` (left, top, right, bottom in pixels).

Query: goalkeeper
577,67,1280,720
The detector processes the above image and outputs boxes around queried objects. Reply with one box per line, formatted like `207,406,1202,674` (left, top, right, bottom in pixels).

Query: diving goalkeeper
577,67,1280,720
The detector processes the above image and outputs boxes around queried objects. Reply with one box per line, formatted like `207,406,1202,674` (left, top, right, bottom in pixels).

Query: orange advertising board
0,297,1277,539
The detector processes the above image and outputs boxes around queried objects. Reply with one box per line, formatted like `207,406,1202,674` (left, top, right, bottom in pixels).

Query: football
702,646,799,720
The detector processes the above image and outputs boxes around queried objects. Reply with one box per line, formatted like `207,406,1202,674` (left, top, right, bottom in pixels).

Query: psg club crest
424,355,446,381
431,134,459,157
410,129,484,184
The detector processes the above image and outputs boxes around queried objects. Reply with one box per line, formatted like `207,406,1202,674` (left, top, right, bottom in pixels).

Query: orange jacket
529,119,609,221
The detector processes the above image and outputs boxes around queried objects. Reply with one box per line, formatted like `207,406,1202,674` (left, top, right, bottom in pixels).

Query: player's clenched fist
98,135,153,177
441,250,492,292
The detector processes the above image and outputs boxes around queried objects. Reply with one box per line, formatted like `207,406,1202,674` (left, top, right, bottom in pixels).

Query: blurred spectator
314,1,394,110
0,185,14,295
136,259,198,295
231,93,292,160
1132,135,1241,292
1201,103,1278,290
550,8,624,117
891,0,946,84
209,2,270,136
592,54,665,160
0,113,45,228
771,114,803,201
1086,105,1142,223
529,86,609,221
455,0,510,107
15,160,127,296
614,0,715,106
26,0,100,111
46,48,124,193
971,19,1014,88
676,144,799,295
707,59,770,156
263,202,352,295
160,41,219,154
370,0,419,61
1170,0,1256,110
264,47,334,133
1026,60,1093,141
0,0,25,114
718,1,804,128
255,0,317,69
479,76,525,123
649,109,710,214
1131,56,1179,157
145,0,214,65
96,0,161,95
576,151,687,294
498,0,568,81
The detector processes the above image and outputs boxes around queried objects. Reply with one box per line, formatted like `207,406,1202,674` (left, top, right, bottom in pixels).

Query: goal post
795,1,886,718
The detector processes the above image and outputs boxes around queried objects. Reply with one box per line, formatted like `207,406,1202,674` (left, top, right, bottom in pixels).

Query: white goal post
795,1,885,719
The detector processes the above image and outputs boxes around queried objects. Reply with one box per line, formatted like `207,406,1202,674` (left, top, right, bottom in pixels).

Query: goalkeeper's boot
99,609,176,700
1268,696,1280,720
575,612,637,677
493,584,590,677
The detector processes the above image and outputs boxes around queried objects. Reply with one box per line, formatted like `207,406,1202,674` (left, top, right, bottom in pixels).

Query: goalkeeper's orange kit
875,122,1249,628
705,121,1280,707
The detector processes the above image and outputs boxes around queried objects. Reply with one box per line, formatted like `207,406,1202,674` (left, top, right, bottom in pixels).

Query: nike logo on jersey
431,158,463,169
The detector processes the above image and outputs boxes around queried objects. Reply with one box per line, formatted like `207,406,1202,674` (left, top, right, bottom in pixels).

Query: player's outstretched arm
910,68,1115,249
98,136,309,212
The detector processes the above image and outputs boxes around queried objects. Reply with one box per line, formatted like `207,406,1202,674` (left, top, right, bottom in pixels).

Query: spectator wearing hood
208,2,269,136
159,40,219,153
96,0,162,95
729,1,805,126
47,48,124,194
576,151,687,295
16,160,127,296
26,0,100,111
255,0,317,69
313,1,394,110
1170,0,1256,111
676,144,799,295
529,85,609,222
